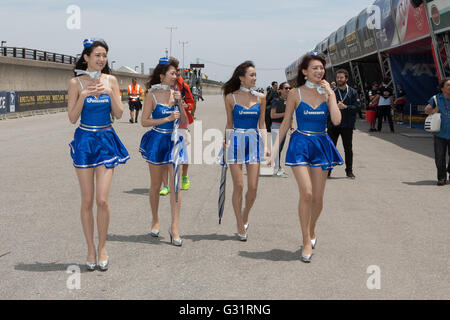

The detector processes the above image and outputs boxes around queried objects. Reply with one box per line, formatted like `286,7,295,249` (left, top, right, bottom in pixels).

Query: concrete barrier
0,55,222,94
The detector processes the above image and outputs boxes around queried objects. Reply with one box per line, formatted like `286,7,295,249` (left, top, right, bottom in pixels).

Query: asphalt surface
0,95,449,300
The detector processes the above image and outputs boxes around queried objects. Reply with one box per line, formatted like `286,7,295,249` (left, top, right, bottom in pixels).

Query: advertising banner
393,0,430,44
345,17,362,59
336,25,349,64
373,0,401,50
356,9,379,57
427,0,450,33
17,91,68,112
390,54,439,106
0,91,8,114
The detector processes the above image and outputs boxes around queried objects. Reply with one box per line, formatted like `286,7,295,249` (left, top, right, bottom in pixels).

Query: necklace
336,85,349,102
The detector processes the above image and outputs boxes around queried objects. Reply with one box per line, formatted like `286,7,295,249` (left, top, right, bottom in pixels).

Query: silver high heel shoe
86,261,97,271
169,230,182,246
98,257,109,271
311,237,317,249
300,247,312,263
244,223,249,231
237,232,248,241
150,229,160,237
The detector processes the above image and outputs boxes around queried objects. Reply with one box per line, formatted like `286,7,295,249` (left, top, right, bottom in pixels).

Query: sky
1,0,376,87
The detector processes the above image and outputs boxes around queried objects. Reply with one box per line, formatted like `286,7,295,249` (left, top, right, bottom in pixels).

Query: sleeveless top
295,88,328,133
232,93,260,129
77,75,112,127
151,93,176,130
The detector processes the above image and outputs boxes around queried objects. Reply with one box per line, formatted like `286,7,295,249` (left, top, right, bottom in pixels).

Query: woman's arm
258,94,269,156
223,94,234,146
107,76,124,119
269,88,297,165
141,91,178,127
67,78,88,124
322,80,341,126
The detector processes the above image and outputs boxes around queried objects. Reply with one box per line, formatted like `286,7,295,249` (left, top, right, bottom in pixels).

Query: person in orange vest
159,57,195,195
128,77,143,123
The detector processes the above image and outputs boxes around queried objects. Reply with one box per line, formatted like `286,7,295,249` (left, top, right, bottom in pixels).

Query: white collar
149,84,171,92
75,69,101,80
305,80,325,94
239,86,259,97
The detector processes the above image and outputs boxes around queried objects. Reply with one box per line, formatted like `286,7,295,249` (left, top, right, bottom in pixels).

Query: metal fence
0,46,76,64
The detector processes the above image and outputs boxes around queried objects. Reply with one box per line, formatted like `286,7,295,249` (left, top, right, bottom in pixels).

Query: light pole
111,60,116,70
179,41,188,70
166,26,177,57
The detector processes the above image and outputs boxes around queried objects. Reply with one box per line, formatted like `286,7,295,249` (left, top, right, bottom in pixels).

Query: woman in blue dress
140,57,188,246
222,61,270,241
271,53,343,263
68,39,129,271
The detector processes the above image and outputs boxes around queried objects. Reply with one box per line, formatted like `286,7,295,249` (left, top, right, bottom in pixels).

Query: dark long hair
222,61,255,96
146,59,178,90
296,53,326,87
73,41,111,76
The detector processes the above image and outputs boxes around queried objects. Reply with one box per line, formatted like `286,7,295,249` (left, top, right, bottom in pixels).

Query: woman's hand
173,90,182,103
167,110,180,122
96,81,112,96
320,80,334,96
81,84,98,98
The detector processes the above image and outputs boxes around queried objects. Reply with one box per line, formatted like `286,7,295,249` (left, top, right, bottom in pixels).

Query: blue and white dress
285,88,343,170
226,93,264,164
139,93,188,165
69,76,130,169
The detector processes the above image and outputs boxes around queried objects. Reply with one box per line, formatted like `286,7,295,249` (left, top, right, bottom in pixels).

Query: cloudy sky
1,0,375,87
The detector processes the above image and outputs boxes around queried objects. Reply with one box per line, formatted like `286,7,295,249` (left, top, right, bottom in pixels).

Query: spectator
424,78,450,186
270,82,293,177
265,81,278,132
395,83,407,124
377,79,395,133
327,69,360,179
367,82,379,132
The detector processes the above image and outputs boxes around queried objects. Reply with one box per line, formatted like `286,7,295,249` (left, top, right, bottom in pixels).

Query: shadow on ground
355,119,434,159
402,180,441,186
14,262,89,273
123,188,149,196
182,233,239,242
238,248,302,262
107,233,163,245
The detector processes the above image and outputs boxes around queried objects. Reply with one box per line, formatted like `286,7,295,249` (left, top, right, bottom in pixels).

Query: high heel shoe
311,237,317,249
244,223,249,231
237,233,248,241
98,257,109,271
86,261,97,271
169,230,183,246
150,229,160,237
300,247,312,263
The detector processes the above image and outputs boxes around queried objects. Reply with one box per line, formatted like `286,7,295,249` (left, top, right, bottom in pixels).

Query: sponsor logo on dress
162,109,173,114
304,110,325,115
86,97,109,103
239,110,258,115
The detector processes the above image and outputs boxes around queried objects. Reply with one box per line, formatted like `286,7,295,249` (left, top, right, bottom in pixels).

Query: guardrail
0,46,76,64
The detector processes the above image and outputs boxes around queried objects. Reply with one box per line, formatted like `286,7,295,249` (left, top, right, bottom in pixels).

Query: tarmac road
0,95,448,299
